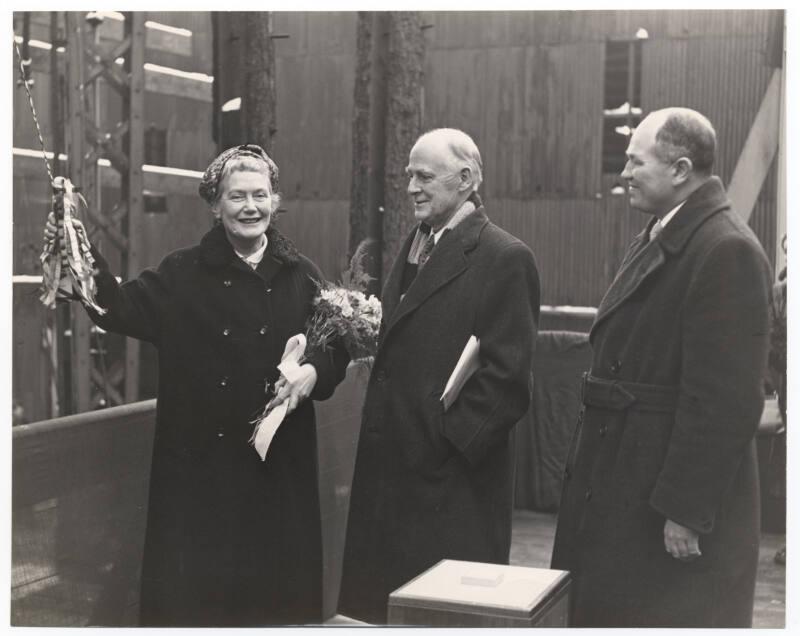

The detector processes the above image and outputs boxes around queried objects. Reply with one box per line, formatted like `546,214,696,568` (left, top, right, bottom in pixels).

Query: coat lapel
383,210,487,341
380,230,417,332
591,236,666,339
590,177,731,341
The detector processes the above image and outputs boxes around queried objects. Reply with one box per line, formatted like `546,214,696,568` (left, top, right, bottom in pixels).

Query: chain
14,37,55,184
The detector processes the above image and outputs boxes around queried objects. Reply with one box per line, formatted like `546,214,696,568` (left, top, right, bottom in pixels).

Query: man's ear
458,167,473,192
672,157,693,185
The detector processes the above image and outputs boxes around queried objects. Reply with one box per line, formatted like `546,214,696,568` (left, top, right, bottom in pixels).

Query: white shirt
234,234,268,269
650,201,685,241
660,201,685,228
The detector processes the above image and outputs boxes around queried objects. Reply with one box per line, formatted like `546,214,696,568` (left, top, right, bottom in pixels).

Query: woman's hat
199,144,279,204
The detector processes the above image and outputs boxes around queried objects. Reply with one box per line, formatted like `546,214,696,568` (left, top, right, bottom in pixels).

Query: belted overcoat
551,177,772,627
338,208,540,623
87,223,349,626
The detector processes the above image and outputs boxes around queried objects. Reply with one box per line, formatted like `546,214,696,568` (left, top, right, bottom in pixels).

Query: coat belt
581,372,678,413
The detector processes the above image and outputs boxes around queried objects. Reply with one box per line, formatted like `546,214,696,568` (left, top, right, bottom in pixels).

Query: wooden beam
66,11,93,413
143,65,212,102
23,43,213,103
14,152,203,196
123,11,146,403
96,13,194,57
83,36,132,92
727,68,782,223
91,367,125,406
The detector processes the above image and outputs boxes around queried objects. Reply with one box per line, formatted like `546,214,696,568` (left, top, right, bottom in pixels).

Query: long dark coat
88,223,349,626
338,208,540,624
551,177,772,627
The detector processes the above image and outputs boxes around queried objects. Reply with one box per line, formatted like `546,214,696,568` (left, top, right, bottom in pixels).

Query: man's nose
620,161,632,180
407,178,420,195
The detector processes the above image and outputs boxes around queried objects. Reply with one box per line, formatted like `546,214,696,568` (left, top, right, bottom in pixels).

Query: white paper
277,334,307,383
441,335,480,411
253,401,289,461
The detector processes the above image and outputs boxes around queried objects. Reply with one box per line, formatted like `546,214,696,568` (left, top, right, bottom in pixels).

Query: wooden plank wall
421,10,780,307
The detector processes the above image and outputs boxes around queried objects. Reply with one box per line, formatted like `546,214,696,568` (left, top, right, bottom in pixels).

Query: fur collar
200,222,300,268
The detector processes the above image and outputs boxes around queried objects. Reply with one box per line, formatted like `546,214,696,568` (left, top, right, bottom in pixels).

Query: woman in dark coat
49,145,349,626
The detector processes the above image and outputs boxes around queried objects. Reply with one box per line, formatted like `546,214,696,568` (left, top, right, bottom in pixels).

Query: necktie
649,220,664,242
418,233,436,269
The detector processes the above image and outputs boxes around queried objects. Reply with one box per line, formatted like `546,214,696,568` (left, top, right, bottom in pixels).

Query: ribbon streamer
250,334,307,461
39,177,105,314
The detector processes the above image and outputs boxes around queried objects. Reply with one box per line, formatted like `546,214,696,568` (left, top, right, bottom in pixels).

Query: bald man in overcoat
551,108,772,627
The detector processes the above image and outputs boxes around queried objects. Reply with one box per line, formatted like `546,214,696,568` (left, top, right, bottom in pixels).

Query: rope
14,36,55,184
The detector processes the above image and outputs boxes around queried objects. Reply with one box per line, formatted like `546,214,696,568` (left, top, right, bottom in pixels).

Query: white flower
320,288,338,304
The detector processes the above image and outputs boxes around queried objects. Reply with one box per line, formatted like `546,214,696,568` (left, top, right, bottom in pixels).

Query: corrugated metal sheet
490,188,646,307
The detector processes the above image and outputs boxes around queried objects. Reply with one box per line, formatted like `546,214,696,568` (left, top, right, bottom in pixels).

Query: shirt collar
660,200,685,228
234,234,269,268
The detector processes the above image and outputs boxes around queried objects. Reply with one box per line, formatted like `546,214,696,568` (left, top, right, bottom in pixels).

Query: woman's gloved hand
272,364,318,414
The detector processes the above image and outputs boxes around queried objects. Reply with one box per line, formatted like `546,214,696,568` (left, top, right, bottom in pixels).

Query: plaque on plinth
388,560,570,627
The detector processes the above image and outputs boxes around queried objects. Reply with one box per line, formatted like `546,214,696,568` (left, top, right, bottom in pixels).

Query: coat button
266,287,272,293
223,280,232,287
217,431,225,438
599,423,608,437
218,376,228,388
585,487,593,501
259,326,268,335
222,328,230,336
376,370,387,383
611,360,622,374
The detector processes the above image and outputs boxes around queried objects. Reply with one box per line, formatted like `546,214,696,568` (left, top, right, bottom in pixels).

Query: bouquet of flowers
250,241,382,460
303,254,382,363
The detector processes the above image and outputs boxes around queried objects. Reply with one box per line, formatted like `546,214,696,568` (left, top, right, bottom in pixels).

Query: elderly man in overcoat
551,108,772,627
338,128,540,624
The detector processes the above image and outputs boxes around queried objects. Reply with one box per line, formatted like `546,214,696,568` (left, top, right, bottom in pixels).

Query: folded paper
441,335,480,411
250,333,307,461
252,401,289,461
277,334,307,384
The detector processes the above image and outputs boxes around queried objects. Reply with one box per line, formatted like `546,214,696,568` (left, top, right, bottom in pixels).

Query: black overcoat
338,208,540,623
551,177,772,627
88,223,349,626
